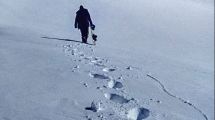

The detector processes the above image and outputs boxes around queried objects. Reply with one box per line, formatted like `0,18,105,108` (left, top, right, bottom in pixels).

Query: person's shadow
41,36,94,45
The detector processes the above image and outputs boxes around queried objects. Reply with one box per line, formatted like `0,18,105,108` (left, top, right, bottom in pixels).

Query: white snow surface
0,0,214,120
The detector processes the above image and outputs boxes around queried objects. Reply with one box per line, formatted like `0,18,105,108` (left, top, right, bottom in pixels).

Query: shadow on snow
41,36,94,45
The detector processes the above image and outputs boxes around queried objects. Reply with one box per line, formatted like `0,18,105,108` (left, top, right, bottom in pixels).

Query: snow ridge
146,74,208,120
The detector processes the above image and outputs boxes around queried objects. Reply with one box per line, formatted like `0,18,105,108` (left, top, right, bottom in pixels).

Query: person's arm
87,10,93,26
74,13,78,28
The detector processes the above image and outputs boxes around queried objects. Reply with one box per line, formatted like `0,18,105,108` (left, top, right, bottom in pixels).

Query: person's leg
80,27,89,43
83,27,89,43
80,28,85,43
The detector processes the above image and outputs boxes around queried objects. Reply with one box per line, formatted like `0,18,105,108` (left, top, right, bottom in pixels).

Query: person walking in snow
75,5,95,43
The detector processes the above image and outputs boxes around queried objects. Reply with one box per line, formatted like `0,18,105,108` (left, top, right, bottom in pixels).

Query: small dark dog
91,24,97,41
90,24,97,44
92,34,97,41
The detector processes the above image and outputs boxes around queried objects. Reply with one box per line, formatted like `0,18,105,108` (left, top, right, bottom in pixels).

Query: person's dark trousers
80,27,89,43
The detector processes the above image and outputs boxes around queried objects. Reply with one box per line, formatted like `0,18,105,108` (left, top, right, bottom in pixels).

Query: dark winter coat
75,8,93,29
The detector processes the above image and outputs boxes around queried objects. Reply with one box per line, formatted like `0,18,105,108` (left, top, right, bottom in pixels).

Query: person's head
80,5,84,10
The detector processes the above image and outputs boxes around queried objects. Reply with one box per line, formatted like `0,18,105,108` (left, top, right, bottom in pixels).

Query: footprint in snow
84,56,93,60
71,49,78,55
102,68,116,72
94,63,106,67
89,60,105,67
126,66,133,70
84,116,92,120
104,93,129,104
91,57,104,63
89,73,111,80
78,52,85,57
127,107,150,120
73,65,80,69
82,83,88,87
149,98,162,104
91,60,102,64
108,80,123,89
85,101,103,112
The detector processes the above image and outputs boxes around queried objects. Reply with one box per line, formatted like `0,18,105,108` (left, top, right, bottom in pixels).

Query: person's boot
82,37,86,43
82,36,88,43
85,37,88,43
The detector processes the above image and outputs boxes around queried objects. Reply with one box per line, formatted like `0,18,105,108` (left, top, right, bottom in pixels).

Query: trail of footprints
62,43,209,120
63,44,150,120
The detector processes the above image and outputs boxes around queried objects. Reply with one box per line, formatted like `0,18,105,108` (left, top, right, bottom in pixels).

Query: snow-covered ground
0,0,214,120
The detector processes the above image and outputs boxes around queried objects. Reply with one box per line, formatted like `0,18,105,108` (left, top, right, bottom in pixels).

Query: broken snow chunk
127,107,150,120
108,80,123,89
